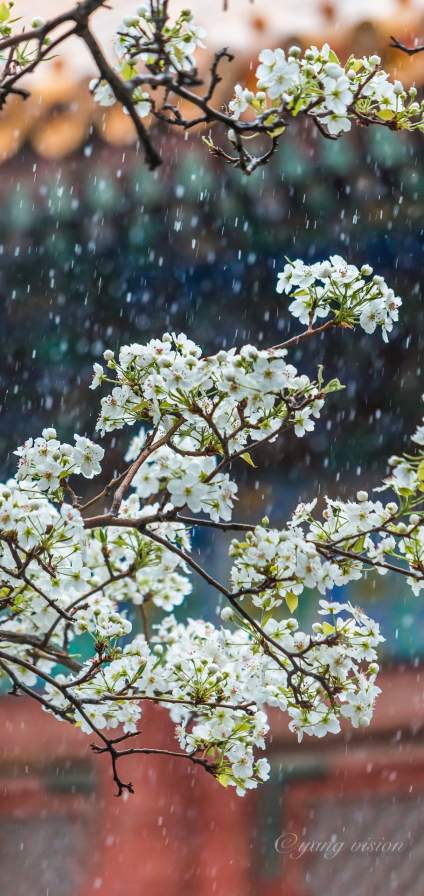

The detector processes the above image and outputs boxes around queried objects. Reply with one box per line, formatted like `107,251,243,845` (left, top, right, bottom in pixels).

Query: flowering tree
0,1,423,172
3,252,424,796
1,1,424,796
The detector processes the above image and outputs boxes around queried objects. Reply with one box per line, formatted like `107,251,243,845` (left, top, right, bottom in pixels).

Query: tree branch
390,35,424,56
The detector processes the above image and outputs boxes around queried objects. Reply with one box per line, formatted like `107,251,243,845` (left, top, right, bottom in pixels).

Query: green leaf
291,97,305,117
241,452,257,468
261,608,274,627
352,535,365,553
328,49,340,63
377,109,395,121
0,4,10,23
285,592,299,613
397,486,415,497
267,125,286,138
217,773,231,787
292,288,309,297
324,377,345,394
120,61,136,81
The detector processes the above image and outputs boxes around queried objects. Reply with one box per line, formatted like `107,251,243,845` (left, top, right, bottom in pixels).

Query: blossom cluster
229,43,424,137
383,415,424,500
229,397,424,615
0,5,49,72
0,481,94,672
229,523,363,613
284,466,424,598
86,497,192,613
43,635,151,735
92,332,332,523
367,404,424,595
0,478,192,663
90,5,206,114
41,606,383,795
126,429,238,522
277,255,402,341
14,428,104,497
115,5,206,72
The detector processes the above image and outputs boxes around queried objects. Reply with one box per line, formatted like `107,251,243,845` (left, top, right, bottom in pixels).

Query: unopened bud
122,15,139,27
221,607,234,622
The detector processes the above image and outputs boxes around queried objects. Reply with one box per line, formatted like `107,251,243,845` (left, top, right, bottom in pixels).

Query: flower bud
221,606,234,622
122,15,139,27
324,62,343,79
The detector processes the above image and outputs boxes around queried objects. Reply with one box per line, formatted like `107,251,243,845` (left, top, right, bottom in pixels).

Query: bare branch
390,35,424,56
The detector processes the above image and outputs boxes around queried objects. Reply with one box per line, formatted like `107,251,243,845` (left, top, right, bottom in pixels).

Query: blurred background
2,1,424,894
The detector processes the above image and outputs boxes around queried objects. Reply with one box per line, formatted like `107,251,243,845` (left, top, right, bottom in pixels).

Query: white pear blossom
89,79,116,107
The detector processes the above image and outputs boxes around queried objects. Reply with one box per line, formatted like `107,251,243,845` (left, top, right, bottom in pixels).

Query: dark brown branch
91,741,217,780
110,418,181,514
74,20,160,170
0,0,105,53
317,542,420,580
270,320,337,351
390,35,424,56
176,514,254,531
0,631,82,671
